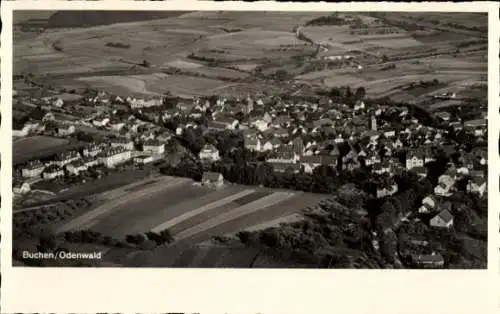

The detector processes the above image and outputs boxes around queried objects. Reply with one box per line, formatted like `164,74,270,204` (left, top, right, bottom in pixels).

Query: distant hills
15,11,189,29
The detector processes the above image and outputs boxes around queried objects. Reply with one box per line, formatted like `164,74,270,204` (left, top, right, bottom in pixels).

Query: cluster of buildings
14,137,168,195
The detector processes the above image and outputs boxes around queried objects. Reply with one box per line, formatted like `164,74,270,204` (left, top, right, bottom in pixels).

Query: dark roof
436,210,453,223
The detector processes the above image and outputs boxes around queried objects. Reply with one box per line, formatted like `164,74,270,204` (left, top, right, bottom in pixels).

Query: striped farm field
57,175,328,245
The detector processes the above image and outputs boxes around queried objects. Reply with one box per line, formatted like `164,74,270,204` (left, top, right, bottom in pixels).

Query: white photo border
1,1,499,313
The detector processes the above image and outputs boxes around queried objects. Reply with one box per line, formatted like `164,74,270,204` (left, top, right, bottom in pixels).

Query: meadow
14,11,487,100
55,176,328,245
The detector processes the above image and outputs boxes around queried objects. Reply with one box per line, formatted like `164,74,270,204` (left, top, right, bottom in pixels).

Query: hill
46,11,189,28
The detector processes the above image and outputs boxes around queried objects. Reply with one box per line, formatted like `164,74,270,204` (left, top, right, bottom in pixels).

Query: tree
354,87,366,101
158,229,174,244
37,233,57,253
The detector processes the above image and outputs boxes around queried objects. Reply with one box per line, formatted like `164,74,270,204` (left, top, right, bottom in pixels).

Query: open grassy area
13,136,74,165
14,11,486,101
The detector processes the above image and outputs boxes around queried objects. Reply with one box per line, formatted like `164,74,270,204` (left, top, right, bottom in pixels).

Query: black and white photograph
9,8,490,270
2,1,498,314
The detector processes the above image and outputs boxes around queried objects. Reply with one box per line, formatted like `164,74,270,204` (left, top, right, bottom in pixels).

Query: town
13,80,487,268
12,11,487,269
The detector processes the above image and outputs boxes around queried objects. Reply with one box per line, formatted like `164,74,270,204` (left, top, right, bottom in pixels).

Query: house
301,155,336,173
22,160,45,178
143,140,165,155
467,177,486,197
111,138,135,151
201,172,224,188
199,144,220,162
266,150,300,164
56,124,75,136
434,182,453,197
430,210,453,229
269,162,301,173
66,160,88,175
43,165,65,180
54,151,81,167
98,147,132,168
411,253,445,268
134,155,154,165
376,184,398,198
83,157,100,168
372,162,391,175
405,152,424,170
93,117,110,127
83,143,106,158
13,182,31,194
108,121,126,131
244,136,262,152
418,195,438,214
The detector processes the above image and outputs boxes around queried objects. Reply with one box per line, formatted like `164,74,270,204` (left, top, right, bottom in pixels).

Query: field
14,11,487,102
55,176,329,246
13,136,71,164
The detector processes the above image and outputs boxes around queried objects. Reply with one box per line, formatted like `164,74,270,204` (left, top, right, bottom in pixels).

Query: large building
143,140,165,155
22,160,45,178
98,147,132,168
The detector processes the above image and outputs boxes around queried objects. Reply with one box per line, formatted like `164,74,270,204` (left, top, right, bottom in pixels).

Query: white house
22,160,45,178
93,118,110,127
405,152,424,170
54,151,81,167
143,140,165,155
376,184,398,198
66,160,88,175
199,144,220,162
43,165,65,180
419,195,437,214
134,155,154,165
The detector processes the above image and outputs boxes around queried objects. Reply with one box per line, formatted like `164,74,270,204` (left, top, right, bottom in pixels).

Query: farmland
14,11,486,101
54,175,328,245
13,136,73,164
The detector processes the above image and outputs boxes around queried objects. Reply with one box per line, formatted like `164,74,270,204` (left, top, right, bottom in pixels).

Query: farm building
201,172,224,188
